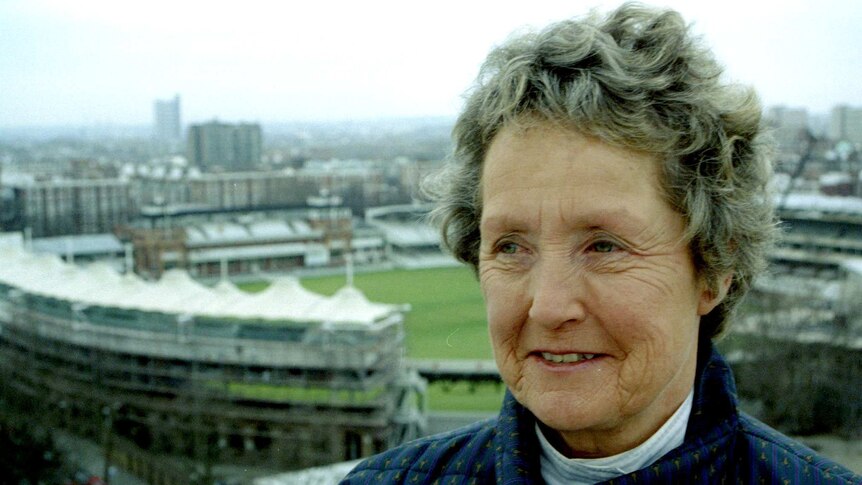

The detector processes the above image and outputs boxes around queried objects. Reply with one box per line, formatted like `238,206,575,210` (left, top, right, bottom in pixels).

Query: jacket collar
685,337,740,442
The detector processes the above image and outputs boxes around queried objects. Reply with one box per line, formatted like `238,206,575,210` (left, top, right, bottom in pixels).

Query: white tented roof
0,246,405,325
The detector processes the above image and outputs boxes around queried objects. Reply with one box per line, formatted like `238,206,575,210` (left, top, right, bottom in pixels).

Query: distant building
830,105,862,146
134,164,403,217
767,106,809,152
819,172,854,197
187,121,262,171
30,233,127,269
153,94,182,142
3,177,135,238
187,171,316,209
127,208,384,279
365,204,456,269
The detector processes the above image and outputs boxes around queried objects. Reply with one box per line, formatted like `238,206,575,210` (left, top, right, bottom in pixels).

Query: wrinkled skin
478,123,728,458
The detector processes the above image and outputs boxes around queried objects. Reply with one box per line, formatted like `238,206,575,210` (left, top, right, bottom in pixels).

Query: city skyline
1,0,861,128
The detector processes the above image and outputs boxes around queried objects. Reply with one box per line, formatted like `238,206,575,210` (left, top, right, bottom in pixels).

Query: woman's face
479,123,722,457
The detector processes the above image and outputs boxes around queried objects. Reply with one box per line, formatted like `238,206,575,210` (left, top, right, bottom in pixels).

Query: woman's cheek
483,275,526,340
481,268,515,306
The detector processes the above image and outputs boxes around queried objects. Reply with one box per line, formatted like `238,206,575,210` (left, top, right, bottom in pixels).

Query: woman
342,3,861,484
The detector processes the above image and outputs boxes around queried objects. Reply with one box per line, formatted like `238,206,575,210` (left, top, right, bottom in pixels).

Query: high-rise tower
187,121,262,171
153,94,182,142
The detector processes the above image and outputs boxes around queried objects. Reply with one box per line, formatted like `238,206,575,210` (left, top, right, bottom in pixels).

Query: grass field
239,266,504,411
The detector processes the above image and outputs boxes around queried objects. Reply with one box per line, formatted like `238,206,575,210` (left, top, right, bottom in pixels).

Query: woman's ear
698,272,733,316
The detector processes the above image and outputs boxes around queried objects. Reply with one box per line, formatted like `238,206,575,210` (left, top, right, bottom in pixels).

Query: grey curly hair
426,2,777,338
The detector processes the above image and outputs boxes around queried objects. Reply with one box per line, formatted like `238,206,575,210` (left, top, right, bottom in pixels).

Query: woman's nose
527,258,587,328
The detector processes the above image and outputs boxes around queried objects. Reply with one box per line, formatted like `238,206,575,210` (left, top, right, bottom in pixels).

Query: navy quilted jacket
341,342,861,484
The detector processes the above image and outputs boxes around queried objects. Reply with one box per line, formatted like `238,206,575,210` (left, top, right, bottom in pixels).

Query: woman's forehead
481,124,662,195
477,122,683,238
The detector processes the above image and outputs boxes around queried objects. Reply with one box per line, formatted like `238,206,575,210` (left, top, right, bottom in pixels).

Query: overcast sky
1,0,860,127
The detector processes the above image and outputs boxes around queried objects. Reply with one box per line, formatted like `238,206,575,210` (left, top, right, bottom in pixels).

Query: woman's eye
499,242,520,254
591,240,618,253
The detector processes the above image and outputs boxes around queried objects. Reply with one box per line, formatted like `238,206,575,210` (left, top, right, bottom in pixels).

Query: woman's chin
507,356,621,431
517,386,618,437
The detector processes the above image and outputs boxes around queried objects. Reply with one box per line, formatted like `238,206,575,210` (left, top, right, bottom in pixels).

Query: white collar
537,390,694,485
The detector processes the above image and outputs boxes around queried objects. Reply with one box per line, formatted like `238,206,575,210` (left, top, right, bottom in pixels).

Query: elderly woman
342,3,860,484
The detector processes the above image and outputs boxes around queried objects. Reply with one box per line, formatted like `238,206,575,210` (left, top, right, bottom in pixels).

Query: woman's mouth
539,352,598,364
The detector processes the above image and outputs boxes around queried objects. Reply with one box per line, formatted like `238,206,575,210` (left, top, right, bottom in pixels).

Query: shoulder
736,413,862,484
340,417,498,484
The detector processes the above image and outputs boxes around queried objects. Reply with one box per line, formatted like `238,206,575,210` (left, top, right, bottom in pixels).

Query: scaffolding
0,260,426,481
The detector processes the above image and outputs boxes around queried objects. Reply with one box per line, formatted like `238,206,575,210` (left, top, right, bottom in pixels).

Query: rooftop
0,245,406,326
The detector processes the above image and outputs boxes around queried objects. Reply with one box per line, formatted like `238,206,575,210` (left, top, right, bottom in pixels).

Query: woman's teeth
541,352,596,363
